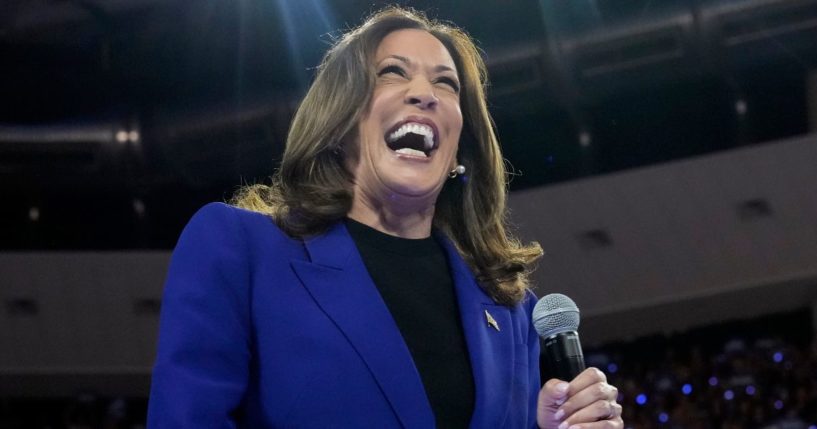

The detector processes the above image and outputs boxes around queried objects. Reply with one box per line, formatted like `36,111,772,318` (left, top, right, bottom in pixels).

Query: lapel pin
484,309,500,331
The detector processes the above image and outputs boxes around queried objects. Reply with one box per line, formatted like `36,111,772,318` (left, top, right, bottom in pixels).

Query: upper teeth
387,122,435,150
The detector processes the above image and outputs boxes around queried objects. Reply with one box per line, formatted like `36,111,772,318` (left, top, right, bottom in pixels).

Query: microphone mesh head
532,293,580,337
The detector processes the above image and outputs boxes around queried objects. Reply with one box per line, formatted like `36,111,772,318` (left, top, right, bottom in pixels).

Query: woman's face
348,29,463,207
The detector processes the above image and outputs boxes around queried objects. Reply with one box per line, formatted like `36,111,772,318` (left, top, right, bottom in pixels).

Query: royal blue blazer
147,202,541,428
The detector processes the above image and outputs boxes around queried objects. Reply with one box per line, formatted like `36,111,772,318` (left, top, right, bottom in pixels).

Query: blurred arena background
1,0,816,427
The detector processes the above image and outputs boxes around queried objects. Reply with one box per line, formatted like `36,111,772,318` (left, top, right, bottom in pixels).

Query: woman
148,6,622,428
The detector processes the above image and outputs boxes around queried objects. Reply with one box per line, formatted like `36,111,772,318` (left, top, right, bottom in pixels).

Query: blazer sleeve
147,203,252,428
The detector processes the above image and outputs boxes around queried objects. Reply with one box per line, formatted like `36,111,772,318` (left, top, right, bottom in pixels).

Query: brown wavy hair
232,6,542,306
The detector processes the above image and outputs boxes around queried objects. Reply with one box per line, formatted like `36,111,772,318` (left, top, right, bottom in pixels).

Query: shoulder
189,202,273,228
172,202,306,265
185,202,291,241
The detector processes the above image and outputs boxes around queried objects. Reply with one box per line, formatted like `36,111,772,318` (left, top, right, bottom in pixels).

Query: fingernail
557,422,568,429
554,409,564,420
556,382,569,395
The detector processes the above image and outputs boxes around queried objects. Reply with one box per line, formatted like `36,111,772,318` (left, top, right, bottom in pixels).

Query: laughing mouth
384,122,437,158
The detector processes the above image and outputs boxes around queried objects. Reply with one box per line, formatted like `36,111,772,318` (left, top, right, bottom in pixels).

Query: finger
556,415,624,429
546,368,607,412
541,378,571,406
567,367,608,393
560,400,622,428
537,379,571,428
559,383,619,422
557,379,619,422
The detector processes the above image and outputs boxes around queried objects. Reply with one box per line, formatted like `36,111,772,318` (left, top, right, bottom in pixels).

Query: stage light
578,131,592,148
607,363,618,374
681,384,692,395
133,199,146,217
636,394,647,405
708,376,718,386
723,389,734,400
773,351,783,363
658,412,668,423
274,0,337,88
745,385,756,395
735,99,747,115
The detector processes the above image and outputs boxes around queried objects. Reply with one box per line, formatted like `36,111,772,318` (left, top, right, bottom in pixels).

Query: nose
405,79,439,110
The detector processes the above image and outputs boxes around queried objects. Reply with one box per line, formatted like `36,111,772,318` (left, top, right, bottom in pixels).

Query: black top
345,218,476,428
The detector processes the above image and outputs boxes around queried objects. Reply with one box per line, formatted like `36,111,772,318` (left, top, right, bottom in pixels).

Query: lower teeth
395,148,427,157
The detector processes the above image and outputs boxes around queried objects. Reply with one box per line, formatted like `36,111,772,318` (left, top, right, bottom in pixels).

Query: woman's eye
437,77,460,93
377,65,406,77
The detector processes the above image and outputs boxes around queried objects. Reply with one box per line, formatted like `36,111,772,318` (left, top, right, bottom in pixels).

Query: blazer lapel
290,223,435,428
437,234,515,428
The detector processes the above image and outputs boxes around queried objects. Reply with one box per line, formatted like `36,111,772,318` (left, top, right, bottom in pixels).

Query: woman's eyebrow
434,64,456,74
380,55,456,74
381,54,411,65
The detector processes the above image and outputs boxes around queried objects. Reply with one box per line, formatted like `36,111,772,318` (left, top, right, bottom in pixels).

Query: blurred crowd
2,309,815,428
592,309,817,429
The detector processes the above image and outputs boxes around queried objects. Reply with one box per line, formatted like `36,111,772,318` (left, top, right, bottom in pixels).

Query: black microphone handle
541,330,586,382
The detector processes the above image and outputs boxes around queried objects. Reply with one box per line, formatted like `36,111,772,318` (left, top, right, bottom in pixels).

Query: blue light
773,352,784,363
807,425,816,429
745,385,756,395
708,376,718,386
681,384,693,395
658,412,669,423
724,390,734,400
273,0,338,89
774,400,784,410
607,363,618,374
636,394,647,405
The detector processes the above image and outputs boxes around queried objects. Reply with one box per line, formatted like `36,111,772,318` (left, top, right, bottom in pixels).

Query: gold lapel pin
484,309,500,331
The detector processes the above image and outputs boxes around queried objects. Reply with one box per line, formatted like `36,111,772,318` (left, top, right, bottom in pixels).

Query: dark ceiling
1,0,816,249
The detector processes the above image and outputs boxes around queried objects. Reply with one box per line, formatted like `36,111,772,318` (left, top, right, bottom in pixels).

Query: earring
448,164,466,179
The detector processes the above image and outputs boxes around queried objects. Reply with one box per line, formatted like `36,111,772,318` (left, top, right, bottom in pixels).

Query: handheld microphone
532,293,586,381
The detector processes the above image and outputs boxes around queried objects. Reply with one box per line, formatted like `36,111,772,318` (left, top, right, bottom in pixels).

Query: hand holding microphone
532,294,624,429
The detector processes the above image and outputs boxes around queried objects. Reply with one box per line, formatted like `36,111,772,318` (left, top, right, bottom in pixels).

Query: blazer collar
292,222,515,428
291,222,435,428
435,231,515,428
